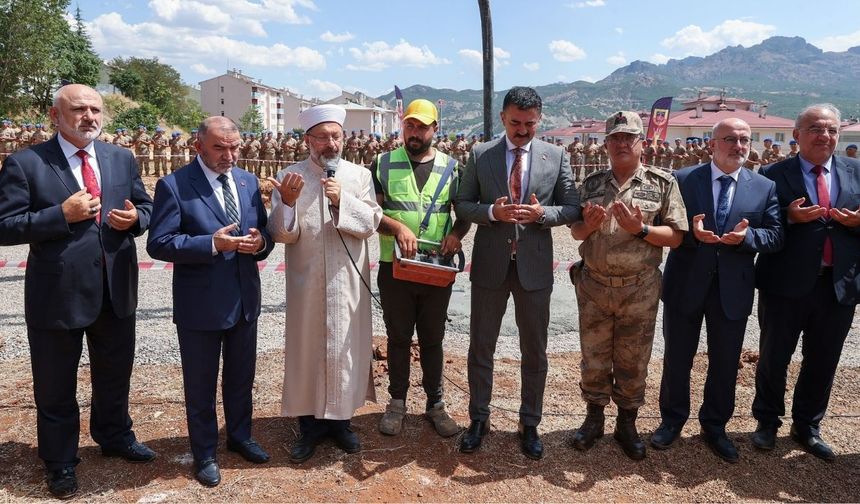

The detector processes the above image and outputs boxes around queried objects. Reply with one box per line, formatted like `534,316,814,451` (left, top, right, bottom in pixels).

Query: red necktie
509,148,524,255
509,147,523,204
812,165,832,266
76,150,101,223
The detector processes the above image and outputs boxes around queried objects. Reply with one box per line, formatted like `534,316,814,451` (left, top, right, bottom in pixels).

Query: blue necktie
715,175,733,234
217,173,241,236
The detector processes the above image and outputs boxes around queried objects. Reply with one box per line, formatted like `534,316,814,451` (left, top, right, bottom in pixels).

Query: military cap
773,142,781,147
155,126,164,132
763,137,773,142
191,128,198,133
172,131,181,137
789,140,797,145
847,144,858,150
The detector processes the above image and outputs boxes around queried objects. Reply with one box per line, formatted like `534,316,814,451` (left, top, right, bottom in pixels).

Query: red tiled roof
841,122,860,132
654,108,794,128
682,95,755,105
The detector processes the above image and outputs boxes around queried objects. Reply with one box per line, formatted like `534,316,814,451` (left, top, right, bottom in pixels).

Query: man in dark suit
454,87,580,459
147,116,274,486
654,118,783,462
752,104,860,461
0,84,155,499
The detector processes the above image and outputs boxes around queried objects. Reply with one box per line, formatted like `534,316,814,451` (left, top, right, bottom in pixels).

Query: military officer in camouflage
152,127,170,177
787,139,799,158
569,111,688,460
169,131,186,172
759,137,774,166
133,125,153,175
261,131,278,177
642,139,656,166
30,123,51,146
187,129,199,160
671,138,687,171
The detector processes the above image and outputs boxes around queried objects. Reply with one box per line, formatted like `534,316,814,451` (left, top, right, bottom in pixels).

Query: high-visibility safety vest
376,147,456,262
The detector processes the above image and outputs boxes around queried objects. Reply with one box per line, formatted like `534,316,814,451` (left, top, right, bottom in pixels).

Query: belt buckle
610,276,623,288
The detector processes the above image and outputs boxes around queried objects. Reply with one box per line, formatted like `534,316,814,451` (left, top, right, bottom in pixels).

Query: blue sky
76,0,860,99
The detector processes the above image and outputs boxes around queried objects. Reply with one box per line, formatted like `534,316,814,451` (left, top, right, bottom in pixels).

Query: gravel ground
0,225,859,367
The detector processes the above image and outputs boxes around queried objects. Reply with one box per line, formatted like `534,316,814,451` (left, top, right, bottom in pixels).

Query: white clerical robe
268,158,382,420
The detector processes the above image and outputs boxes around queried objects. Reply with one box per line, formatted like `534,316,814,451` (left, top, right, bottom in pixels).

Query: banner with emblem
394,85,404,121
646,97,673,144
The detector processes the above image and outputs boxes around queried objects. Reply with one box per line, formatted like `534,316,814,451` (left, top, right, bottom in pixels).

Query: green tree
55,6,101,87
0,0,71,114
108,102,160,133
108,57,185,112
239,105,264,133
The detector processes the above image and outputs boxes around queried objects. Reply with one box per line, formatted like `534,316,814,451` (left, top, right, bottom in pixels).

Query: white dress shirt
488,136,533,221
797,155,838,206
198,156,242,255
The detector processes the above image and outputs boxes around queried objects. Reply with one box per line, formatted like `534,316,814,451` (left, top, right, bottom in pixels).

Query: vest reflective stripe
376,147,455,262
381,201,452,214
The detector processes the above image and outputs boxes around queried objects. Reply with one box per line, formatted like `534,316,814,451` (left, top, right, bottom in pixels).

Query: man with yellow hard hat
373,99,471,438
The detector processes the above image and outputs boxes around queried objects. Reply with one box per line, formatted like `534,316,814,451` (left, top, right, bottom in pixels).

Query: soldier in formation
152,127,171,177
169,131,187,172
133,125,153,175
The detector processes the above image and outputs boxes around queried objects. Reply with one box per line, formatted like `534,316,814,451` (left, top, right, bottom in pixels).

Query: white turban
299,104,346,133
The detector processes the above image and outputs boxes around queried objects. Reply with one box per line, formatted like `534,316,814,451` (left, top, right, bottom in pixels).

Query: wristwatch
635,224,650,239
536,211,546,225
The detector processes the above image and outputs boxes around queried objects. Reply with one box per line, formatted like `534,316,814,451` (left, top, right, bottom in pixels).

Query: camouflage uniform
261,133,278,177
244,135,261,176
295,138,309,161
362,136,379,166
584,140,600,176
573,165,688,409
152,130,170,177
1,123,17,161
345,132,361,164
759,142,774,166
133,128,152,175
671,142,687,170
642,142,656,166
30,125,51,146
280,135,297,168
743,148,760,171
169,134,187,172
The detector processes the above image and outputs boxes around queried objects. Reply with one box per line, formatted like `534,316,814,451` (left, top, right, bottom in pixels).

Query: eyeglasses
606,135,641,146
801,127,839,137
719,136,751,146
305,132,343,144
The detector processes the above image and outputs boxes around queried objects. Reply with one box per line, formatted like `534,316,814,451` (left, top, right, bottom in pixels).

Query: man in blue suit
0,84,155,499
147,116,274,487
654,118,783,462
752,104,860,461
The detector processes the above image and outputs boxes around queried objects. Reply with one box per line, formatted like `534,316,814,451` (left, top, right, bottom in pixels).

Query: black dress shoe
459,420,490,453
290,435,318,464
101,440,157,462
194,458,221,487
46,466,78,500
519,425,544,460
650,423,682,450
703,432,739,463
790,425,835,462
226,437,270,463
332,427,361,454
751,422,777,451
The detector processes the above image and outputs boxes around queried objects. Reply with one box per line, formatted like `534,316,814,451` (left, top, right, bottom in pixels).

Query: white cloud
661,19,776,55
549,40,587,62
579,75,597,83
814,30,860,52
523,62,540,71
320,30,354,43
614,27,623,35
88,12,325,72
147,0,316,37
307,79,342,98
347,39,450,71
606,51,626,66
190,63,217,75
648,53,671,64
569,0,605,7
458,46,510,67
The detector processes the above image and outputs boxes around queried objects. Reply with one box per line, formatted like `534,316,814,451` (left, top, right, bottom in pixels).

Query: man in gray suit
455,87,580,459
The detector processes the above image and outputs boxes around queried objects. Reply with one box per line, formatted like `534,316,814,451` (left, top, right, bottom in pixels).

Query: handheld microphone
325,158,338,178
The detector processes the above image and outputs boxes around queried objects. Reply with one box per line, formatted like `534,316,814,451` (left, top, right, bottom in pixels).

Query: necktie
76,150,101,223
509,147,523,204
715,175,733,234
812,165,833,266
217,173,241,236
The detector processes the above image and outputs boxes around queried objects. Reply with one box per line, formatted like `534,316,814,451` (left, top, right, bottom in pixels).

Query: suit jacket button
506,238,512,244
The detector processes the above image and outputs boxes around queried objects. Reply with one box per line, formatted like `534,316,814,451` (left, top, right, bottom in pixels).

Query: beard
405,136,432,157
65,123,101,143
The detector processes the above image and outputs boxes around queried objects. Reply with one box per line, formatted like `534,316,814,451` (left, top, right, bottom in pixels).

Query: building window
220,111,224,116
220,86,224,93
220,98,224,105
774,132,785,142
751,132,760,142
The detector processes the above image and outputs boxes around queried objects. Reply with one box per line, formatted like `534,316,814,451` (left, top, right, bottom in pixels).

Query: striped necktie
217,173,241,236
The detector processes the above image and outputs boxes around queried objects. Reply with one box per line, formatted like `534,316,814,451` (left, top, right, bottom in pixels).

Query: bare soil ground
1,337,858,503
